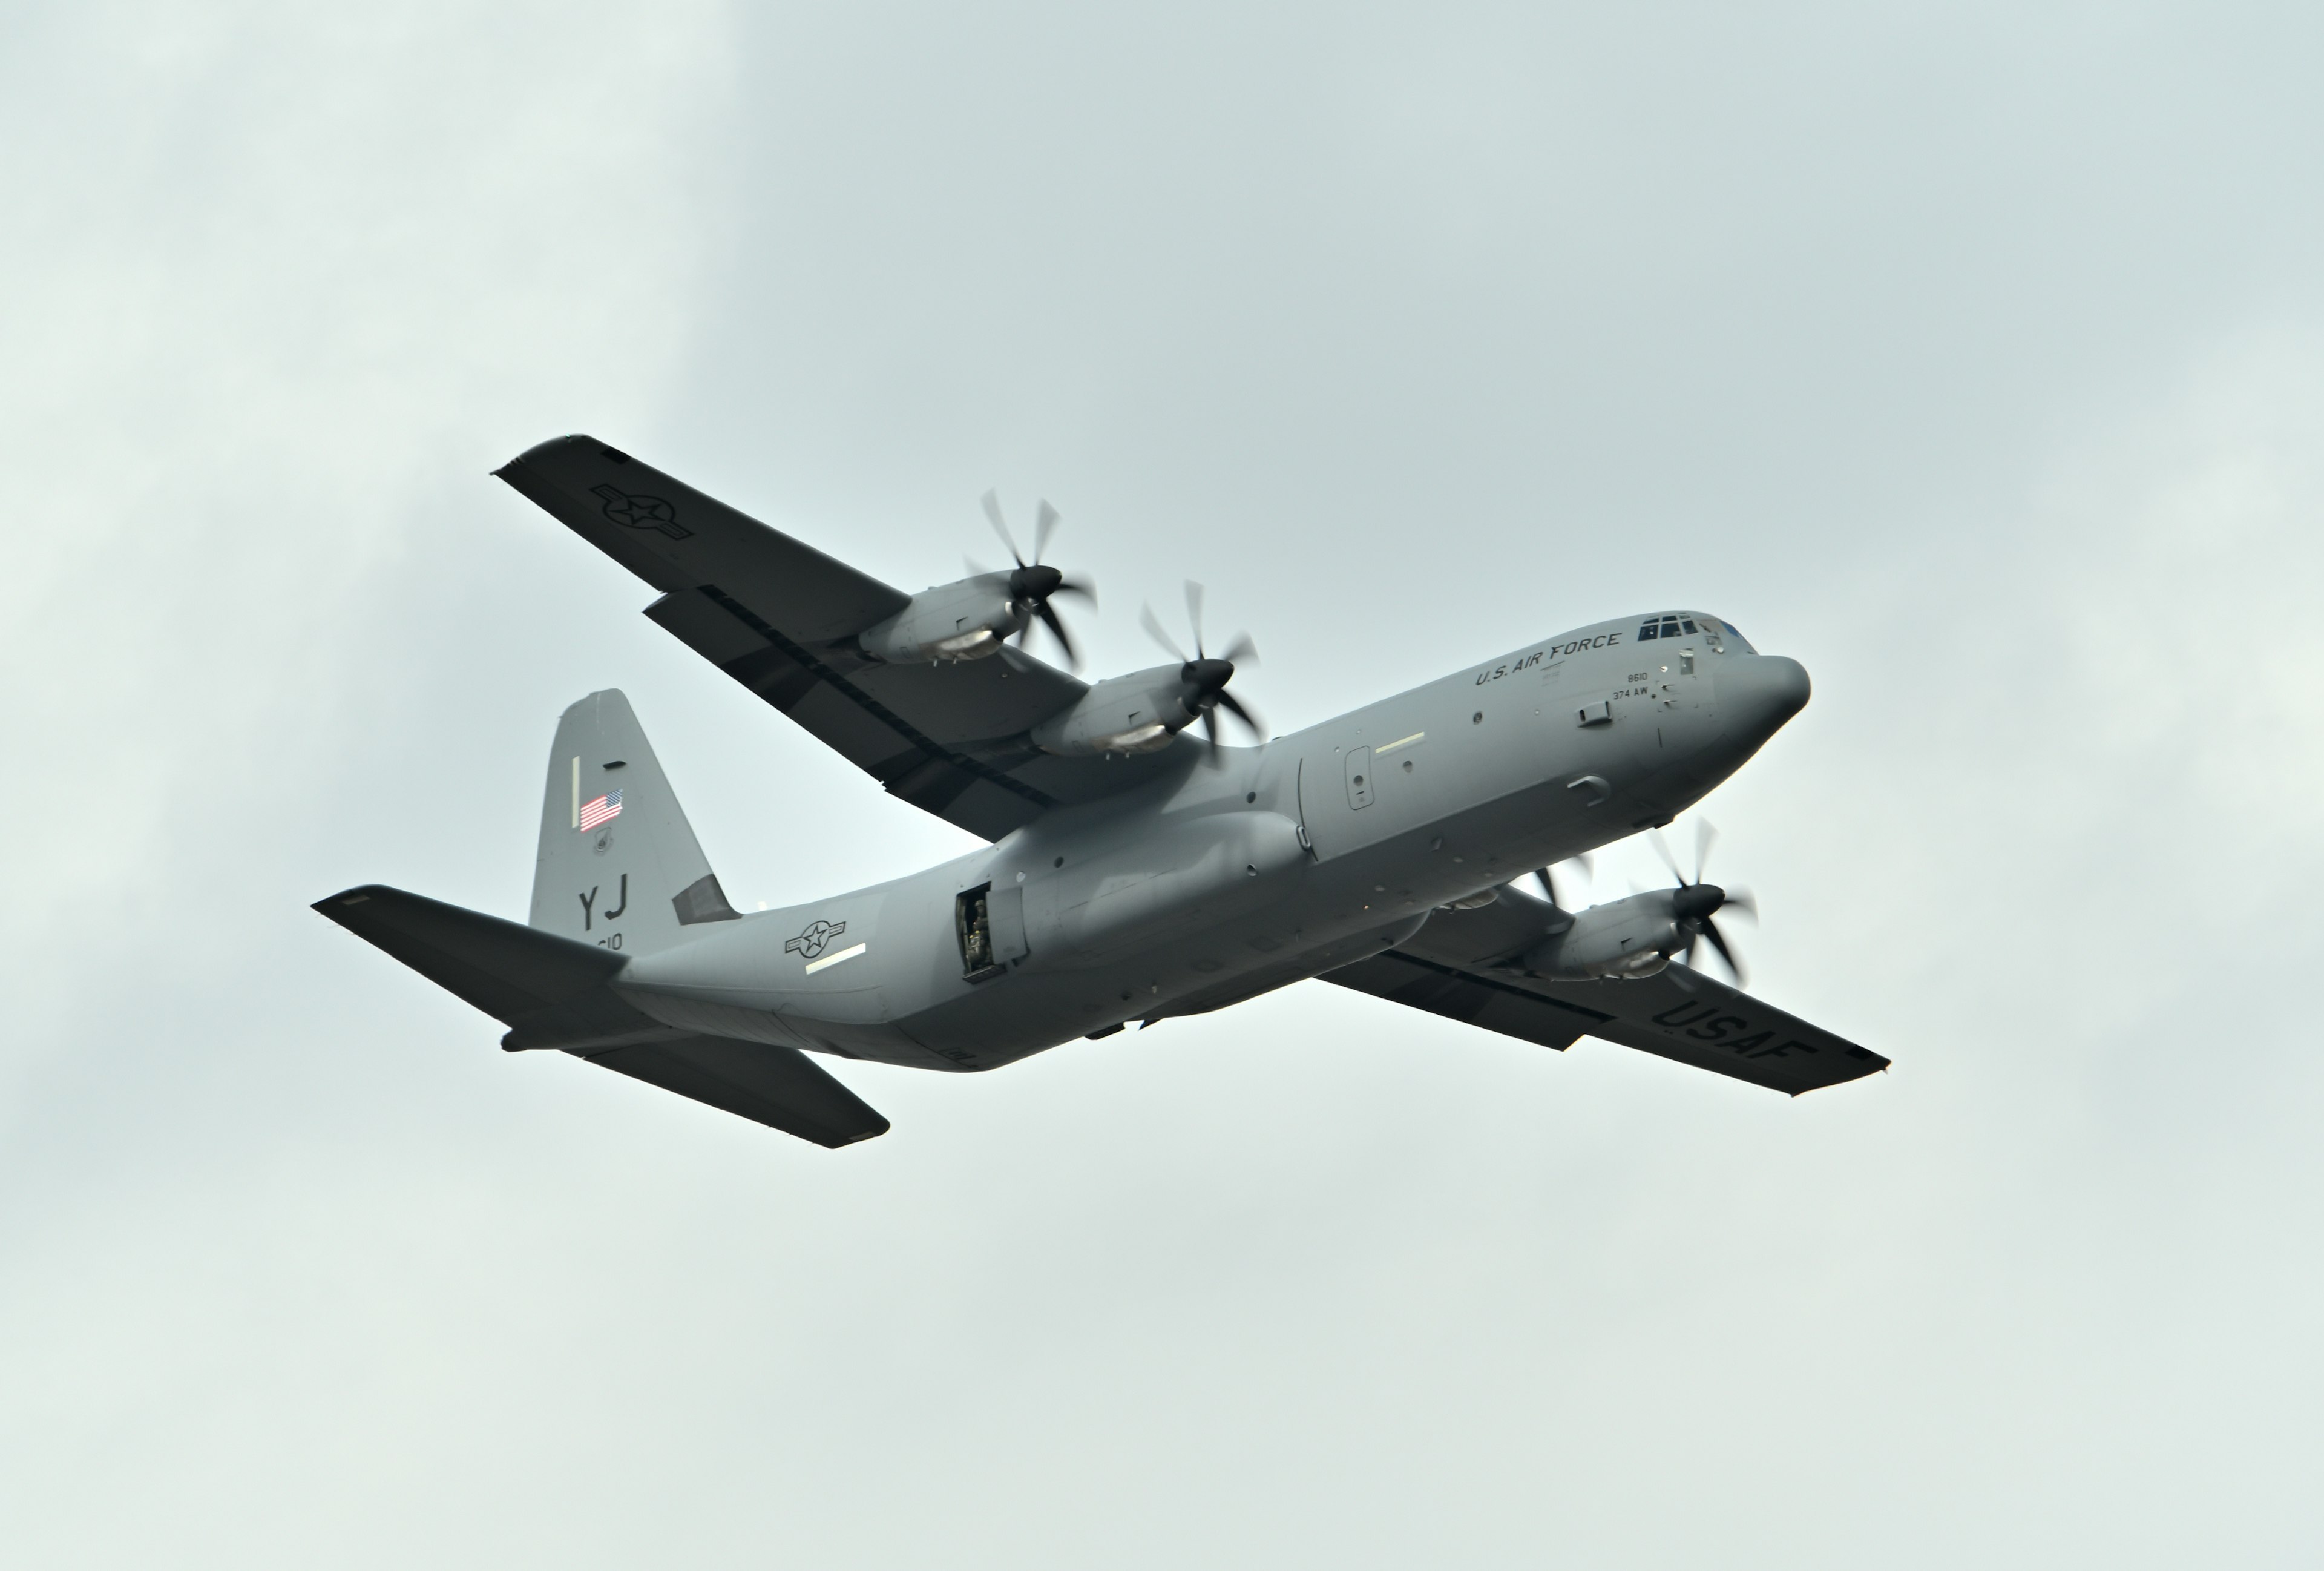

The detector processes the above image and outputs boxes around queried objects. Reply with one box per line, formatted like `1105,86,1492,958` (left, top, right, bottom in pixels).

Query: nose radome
1766,655,1811,718
1722,653,1811,730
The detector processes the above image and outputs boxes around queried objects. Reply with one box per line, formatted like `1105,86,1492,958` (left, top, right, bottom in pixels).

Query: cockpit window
1642,613,1723,643
1721,620,1756,653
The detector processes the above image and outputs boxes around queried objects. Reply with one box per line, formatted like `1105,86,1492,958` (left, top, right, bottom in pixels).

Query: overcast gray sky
5,2,2322,1565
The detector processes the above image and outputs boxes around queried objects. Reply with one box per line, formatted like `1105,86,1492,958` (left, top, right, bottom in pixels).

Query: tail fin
534,690,741,955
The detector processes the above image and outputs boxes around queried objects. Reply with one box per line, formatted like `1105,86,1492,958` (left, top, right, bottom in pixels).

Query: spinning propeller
1141,581,1264,760
1650,820,1757,985
1533,854,1594,912
980,490,1095,670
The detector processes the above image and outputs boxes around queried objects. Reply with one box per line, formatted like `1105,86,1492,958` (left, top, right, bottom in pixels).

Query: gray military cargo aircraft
316,436,1886,1148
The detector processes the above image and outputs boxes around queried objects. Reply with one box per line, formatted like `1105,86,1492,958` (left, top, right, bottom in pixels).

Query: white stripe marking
1376,731,1426,755
803,942,867,975
570,757,580,828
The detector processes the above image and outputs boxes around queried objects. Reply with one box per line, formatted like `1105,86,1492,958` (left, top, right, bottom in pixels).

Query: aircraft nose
1721,654,1811,731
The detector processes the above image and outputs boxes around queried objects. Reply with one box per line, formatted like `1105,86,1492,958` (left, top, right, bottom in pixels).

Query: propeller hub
1672,883,1727,921
1185,657,1236,693
1009,563,1063,603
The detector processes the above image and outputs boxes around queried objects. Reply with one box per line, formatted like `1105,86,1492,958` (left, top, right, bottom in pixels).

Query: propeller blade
1139,602,1187,663
979,490,1026,567
1699,917,1746,986
1035,600,1081,671
1200,705,1222,762
1572,852,1594,888
1033,499,1060,565
1648,826,1686,886
1051,576,1097,607
1535,866,1561,908
1213,686,1265,739
1723,886,1758,921
1183,580,1207,658
1693,819,1717,885
1218,630,1258,667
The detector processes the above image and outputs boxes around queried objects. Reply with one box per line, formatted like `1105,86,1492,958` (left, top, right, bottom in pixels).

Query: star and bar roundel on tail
496,437,1190,841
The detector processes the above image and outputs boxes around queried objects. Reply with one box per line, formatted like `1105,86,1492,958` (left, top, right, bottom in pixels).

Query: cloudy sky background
5,2,2322,1564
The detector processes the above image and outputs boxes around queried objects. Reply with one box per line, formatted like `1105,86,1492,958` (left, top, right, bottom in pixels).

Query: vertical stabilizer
531,690,740,956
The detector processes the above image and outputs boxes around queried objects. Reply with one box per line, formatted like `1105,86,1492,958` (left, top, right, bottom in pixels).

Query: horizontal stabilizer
313,884,651,1040
583,1036,890,1148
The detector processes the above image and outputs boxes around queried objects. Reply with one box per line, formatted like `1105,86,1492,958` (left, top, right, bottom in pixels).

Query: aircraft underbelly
890,897,1431,1070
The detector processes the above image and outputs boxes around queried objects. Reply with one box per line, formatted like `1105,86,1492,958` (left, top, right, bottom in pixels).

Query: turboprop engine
858,491,1092,667
858,571,1026,664
1030,661,1213,755
1518,823,1757,983
1031,582,1267,758
1520,891,1687,980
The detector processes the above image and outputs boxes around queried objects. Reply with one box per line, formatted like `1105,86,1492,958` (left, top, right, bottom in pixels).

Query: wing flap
1319,951,1591,1054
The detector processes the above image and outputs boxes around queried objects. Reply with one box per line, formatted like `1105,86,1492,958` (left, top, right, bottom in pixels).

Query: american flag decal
579,789,623,831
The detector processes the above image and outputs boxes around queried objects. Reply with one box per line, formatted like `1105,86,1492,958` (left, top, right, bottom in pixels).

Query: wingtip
496,433,606,479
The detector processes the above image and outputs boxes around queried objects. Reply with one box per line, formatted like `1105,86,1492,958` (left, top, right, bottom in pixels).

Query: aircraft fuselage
612,612,1811,1072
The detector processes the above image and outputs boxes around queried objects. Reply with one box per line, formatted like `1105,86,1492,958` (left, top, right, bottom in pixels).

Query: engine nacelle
1520,891,1681,980
858,573,1022,664
1029,664,1200,756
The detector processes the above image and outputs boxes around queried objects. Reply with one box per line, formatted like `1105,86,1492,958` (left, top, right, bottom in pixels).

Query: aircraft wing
496,435,1187,841
1318,894,1888,1096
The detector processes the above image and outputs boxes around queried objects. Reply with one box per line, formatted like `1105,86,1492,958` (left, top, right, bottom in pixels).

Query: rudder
534,690,740,955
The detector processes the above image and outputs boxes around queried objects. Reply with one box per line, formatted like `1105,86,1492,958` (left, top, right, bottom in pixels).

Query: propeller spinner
1140,580,1264,761
1649,820,1758,984
980,490,1095,670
